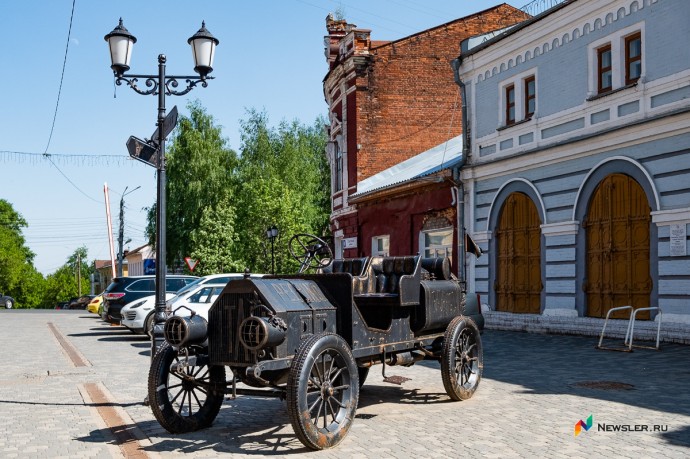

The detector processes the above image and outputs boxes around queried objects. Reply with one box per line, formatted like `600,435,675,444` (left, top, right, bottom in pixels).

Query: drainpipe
451,57,470,290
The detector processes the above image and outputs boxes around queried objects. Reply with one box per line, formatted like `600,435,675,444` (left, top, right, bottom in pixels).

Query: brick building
322,4,528,270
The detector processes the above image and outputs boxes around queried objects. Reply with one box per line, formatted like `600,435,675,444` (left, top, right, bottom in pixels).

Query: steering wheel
288,234,333,273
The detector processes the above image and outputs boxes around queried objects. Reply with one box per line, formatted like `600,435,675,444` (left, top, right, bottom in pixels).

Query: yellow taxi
87,294,103,314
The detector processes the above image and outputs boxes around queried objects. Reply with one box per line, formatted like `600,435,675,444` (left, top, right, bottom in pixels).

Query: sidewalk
1,309,689,458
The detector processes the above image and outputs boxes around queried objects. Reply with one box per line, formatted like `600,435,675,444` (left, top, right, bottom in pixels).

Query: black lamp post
105,18,219,357
266,226,279,275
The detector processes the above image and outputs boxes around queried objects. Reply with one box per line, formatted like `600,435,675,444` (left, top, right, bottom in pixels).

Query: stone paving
1,309,689,458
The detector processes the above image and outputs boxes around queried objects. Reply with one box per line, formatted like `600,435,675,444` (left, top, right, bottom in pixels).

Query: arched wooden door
495,192,542,313
584,174,651,319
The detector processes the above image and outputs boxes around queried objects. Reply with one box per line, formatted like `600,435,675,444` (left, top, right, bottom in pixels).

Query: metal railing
596,305,662,352
519,0,570,17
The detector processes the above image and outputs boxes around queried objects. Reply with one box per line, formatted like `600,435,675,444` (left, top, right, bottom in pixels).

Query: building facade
322,5,528,262
454,0,690,333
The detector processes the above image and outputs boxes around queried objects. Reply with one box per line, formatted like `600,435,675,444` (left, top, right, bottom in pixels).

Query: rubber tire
148,343,226,433
5,299,13,309
287,333,359,450
441,316,483,401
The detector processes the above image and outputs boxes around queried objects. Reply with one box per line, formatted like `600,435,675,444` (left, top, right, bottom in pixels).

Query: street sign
149,105,178,145
184,257,199,272
126,136,158,168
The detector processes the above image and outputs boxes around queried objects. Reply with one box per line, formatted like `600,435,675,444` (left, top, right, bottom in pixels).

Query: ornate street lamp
105,18,219,358
266,226,279,275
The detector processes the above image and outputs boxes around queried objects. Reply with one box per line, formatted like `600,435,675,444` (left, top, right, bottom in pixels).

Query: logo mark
575,415,593,437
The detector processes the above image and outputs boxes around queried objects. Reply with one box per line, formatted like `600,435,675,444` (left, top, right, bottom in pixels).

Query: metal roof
351,135,463,199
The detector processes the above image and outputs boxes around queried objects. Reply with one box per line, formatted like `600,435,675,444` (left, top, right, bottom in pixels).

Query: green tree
146,100,238,271
41,247,90,307
0,199,43,308
189,197,243,275
233,110,330,273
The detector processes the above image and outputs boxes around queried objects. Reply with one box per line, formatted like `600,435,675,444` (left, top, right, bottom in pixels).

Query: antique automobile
148,233,483,450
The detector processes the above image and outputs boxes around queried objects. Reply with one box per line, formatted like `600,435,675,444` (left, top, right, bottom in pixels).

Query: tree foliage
233,109,330,273
41,247,90,308
163,100,238,268
0,199,43,308
145,103,330,275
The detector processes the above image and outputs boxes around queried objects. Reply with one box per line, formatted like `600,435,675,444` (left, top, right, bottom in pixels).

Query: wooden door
495,192,542,313
584,174,651,319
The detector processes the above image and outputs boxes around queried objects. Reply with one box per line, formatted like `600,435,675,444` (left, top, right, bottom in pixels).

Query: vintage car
148,234,483,450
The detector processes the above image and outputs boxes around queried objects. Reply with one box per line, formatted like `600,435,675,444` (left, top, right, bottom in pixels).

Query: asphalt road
1,309,689,458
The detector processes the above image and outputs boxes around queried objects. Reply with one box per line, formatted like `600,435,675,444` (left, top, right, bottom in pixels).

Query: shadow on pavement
466,330,690,420
0,399,141,408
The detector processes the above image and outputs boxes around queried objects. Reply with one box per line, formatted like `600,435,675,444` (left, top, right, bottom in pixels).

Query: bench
322,257,371,295
354,255,421,307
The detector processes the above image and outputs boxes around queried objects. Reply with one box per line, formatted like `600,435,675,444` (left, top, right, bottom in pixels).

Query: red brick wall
355,5,528,182
356,185,455,261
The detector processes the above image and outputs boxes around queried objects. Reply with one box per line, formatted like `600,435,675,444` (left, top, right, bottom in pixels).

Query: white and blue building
453,0,690,340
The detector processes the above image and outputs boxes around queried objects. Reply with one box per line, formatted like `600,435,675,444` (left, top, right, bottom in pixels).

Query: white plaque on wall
342,237,357,249
670,224,687,257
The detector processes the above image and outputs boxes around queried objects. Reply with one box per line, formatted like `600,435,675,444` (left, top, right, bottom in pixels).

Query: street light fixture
105,18,219,358
266,226,279,275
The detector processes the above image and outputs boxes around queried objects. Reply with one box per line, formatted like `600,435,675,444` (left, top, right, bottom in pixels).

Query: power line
40,0,102,204
44,0,76,154
0,150,132,167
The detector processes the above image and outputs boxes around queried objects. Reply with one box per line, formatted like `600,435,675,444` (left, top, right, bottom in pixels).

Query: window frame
587,23,644,98
421,227,453,262
505,84,516,125
624,32,642,85
524,76,536,119
371,235,390,257
597,44,613,94
334,142,343,192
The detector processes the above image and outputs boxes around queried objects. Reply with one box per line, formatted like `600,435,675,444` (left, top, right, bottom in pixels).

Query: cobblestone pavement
1,309,689,458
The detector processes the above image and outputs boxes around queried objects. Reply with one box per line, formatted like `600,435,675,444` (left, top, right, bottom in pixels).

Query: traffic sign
149,105,178,145
184,257,199,272
126,136,158,168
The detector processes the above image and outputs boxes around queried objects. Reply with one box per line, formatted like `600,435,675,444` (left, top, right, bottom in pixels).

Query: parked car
87,294,103,314
1,293,15,309
120,292,176,336
148,233,484,450
55,301,70,310
167,273,253,299
102,275,198,324
67,295,96,310
121,273,263,336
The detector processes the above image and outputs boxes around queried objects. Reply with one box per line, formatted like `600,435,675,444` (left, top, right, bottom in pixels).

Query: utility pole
77,252,82,296
118,186,140,277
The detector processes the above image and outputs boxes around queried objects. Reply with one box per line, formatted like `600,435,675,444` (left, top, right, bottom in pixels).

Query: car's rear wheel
5,299,13,309
441,316,483,401
287,333,359,450
148,343,226,433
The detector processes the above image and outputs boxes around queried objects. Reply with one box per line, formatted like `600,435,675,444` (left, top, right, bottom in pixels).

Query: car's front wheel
441,316,483,401
5,299,13,309
148,343,226,433
287,333,359,450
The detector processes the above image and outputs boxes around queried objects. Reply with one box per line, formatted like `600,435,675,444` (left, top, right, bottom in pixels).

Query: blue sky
1,0,510,275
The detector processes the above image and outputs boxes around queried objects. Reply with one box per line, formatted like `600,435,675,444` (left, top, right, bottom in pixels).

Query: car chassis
148,234,483,450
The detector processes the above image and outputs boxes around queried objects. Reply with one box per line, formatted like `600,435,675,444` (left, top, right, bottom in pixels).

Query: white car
120,293,175,336
121,273,260,336
170,284,226,320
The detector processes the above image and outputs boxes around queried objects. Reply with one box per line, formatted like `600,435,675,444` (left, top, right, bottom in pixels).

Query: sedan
1,293,15,309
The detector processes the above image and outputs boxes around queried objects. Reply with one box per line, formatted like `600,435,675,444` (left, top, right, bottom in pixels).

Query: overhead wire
40,0,102,204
